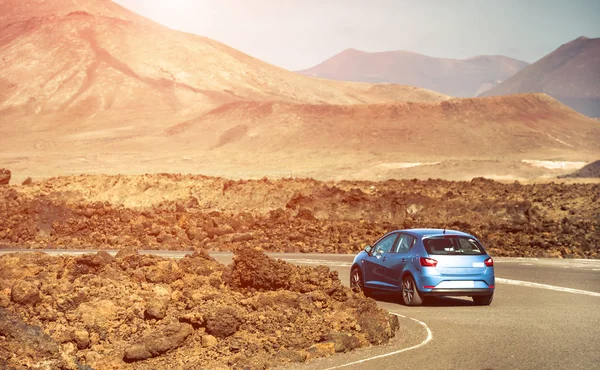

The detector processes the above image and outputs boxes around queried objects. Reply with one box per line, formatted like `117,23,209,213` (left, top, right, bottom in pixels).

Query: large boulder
0,169,10,185
124,322,193,361
11,280,40,305
206,307,240,338
0,308,64,368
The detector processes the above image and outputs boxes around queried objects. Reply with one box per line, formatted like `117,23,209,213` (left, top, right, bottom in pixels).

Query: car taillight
420,257,438,267
484,257,494,267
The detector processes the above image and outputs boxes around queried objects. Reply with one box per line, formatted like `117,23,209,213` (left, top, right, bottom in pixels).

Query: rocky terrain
0,173,598,258
0,248,398,369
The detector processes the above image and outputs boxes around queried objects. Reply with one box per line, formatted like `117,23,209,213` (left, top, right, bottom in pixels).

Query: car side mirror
364,245,372,255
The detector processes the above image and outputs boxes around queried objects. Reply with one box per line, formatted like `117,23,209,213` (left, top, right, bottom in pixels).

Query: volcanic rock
11,280,40,305
327,332,361,353
124,322,194,361
201,334,218,347
145,299,168,320
356,298,400,344
0,249,398,368
307,342,335,358
0,169,10,185
206,307,240,339
1,174,599,257
73,330,90,350
0,307,63,368
229,248,292,291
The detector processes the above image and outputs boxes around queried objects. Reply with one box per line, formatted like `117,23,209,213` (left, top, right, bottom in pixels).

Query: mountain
0,0,598,182
166,93,600,158
0,0,449,126
559,159,600,178
297,49,529,97
482,37,600,117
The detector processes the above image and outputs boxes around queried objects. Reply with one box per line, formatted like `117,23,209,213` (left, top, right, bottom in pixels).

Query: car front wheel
350,267,369,296
402,275,423,306
473,294,494,305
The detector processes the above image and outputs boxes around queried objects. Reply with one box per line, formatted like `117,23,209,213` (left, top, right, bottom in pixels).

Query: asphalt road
2,250,599,370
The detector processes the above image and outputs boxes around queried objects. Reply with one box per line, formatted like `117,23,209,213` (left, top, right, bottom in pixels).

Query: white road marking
280,258,352,267
325,313,433,370
496,278,600,297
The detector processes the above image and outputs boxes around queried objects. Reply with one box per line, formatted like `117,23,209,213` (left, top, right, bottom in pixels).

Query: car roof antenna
443,211,447,235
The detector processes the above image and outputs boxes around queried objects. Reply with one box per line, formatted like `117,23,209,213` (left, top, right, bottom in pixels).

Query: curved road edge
324,313,433,370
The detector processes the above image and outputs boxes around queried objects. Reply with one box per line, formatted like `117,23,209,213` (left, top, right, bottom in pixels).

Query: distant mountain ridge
483,36,600,117
297,48,529,97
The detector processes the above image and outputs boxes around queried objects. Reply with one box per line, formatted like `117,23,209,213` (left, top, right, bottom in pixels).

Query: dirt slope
483,37,600,117
297,48,529,97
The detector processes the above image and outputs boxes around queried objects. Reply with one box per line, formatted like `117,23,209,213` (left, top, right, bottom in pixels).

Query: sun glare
118,0,205,31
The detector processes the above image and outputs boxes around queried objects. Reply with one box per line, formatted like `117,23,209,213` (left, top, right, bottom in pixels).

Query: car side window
394,234,416,253
373,233,398,254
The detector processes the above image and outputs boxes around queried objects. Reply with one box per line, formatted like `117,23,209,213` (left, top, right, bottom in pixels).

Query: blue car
350,228,495,306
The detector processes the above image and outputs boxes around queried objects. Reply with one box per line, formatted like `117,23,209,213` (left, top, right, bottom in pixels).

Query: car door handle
382,256,387,261
401,258,406,262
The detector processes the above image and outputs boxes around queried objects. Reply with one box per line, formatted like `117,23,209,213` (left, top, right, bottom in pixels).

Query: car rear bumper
421,288,495,297
417,273,495,290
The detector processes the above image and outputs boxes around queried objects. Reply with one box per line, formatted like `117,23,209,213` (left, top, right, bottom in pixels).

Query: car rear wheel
473,294,494,305
402,275,423,306
350,267,369,296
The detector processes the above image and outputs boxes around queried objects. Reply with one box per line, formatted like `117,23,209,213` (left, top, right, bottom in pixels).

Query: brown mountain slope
483,37,600,117
167,93,600,157
0,0,449,125
560,159,600,178
297,48,529,97
0,0,145,28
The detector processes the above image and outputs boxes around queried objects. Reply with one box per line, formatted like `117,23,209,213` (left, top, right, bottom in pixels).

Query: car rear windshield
423,236,485,255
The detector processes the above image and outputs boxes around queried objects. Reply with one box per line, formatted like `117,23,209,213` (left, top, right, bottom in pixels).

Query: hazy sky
114,0,600,70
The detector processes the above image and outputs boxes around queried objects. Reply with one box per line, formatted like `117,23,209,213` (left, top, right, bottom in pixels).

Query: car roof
396,228,475,239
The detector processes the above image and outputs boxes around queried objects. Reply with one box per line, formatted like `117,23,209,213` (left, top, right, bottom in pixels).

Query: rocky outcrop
11,280,40,305
0,250,398,369
0,308,69,369
124,323,193,361
0,174,598,258
0,169,10,185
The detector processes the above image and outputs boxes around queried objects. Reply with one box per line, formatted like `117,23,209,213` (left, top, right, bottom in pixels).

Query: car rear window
423,236,485,255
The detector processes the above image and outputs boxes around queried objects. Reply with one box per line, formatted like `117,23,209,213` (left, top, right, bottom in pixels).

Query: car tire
350,267,369,296
473,294,494,305
401,275,423,306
